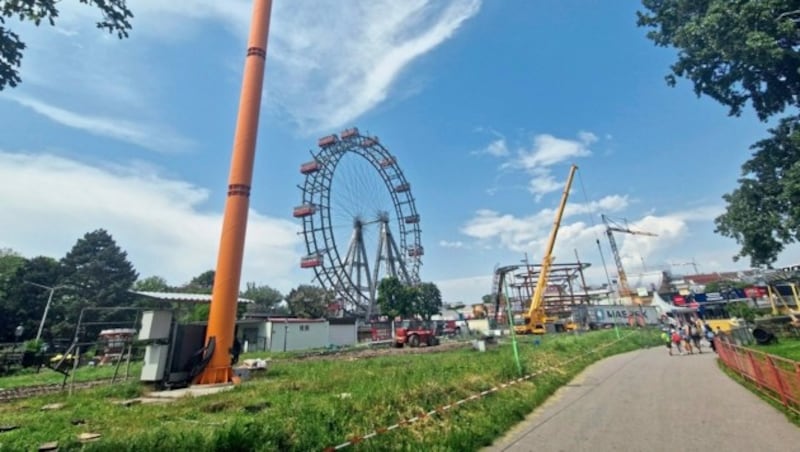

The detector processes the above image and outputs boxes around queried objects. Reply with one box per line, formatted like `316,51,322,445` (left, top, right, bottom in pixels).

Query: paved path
485,346,799,452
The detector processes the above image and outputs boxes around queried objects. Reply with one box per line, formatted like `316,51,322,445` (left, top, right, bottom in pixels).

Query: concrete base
146,383,234,399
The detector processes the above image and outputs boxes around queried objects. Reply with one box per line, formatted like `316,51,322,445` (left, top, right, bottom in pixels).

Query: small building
328,318,359,347
239,315,330,352
266,318,329,352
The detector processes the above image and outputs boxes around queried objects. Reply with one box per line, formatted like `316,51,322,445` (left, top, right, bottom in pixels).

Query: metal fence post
748,351,764,389
766,355,788,408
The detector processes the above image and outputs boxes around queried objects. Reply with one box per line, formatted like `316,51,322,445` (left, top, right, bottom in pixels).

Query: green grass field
753,337,800,361
0,362,143,390
0,329,660,451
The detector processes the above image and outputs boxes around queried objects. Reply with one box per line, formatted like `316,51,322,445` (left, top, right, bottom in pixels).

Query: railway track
0,377,133,403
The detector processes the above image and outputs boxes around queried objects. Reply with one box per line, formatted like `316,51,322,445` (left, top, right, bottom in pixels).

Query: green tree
414,282,443,321
241,282,283,313
377,277,416,319
181,270,215,294
0,248,26,280
0,248,27,326
638,0,800,266
637,1,800,121
0,1,133,90
704,280,749,293
133,275,169,292
727,301,758,324
714,116,800,265
57,229,138,339
0,256,61,342
286,285,330,318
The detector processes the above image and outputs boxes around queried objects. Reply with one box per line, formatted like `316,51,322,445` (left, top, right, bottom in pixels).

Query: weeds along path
284,340,470,363
0,341,468,402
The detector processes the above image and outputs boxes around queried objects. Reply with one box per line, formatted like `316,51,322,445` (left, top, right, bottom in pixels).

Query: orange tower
195,0,274,385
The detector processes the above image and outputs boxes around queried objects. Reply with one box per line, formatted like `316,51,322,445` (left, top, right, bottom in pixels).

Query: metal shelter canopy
131,291,254,304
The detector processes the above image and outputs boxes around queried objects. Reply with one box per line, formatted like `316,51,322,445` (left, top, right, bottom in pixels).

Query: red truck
394,320,439,348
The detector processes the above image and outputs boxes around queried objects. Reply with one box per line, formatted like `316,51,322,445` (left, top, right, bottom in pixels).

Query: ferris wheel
294,127,423,318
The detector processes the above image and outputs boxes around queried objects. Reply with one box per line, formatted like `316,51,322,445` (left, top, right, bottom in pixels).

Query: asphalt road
484,345,799,452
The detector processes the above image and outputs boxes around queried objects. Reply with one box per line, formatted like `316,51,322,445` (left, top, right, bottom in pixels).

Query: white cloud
484,131,598,202
512,133,595,170
458,201,735,289
460,196,629,253
435,274,492,304
439,240,466,249
0,151,302,292
472,138,509,157
267,0,483,131
8,0,482,140
7,96,193,152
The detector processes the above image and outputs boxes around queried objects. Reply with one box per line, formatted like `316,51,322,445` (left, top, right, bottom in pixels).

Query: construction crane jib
518,164,578,335
601,214,657,298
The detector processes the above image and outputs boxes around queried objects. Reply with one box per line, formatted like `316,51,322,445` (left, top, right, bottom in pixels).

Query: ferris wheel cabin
379,156,396,168
293,203,317,218
318,134,339,148
408,246,424,257
300,160,321,174
394,182,411,193
362,136,379,147
404,214,420,224
340,127,359,139
300,254,323,268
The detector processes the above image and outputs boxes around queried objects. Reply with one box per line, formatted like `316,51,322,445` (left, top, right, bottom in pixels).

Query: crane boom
601,214,657,298
517,164,578,334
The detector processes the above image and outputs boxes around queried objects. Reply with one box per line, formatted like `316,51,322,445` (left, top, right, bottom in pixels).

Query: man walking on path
485,346,799,451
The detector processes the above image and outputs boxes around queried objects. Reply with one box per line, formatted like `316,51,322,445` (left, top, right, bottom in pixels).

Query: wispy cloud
10,0,482,139
0,151,301,291
7,96,193,152
439,240,466,249
471,138,509,157
268,0,483,131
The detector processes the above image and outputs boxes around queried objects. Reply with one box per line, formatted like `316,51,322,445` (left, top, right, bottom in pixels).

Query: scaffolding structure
492,261,592,321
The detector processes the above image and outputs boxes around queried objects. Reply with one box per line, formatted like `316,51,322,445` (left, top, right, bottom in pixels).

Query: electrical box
139,310,173,341
140,344,169,381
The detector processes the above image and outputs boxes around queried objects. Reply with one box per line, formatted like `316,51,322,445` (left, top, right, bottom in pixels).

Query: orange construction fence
716,337,800,415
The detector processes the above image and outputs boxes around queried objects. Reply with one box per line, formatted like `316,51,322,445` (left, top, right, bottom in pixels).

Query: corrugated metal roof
131,291,253,304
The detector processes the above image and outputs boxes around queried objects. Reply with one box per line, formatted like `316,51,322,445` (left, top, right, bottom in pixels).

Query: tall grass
0,329,659,451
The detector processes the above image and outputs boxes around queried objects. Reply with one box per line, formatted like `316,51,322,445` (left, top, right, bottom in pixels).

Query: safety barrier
716,337,800,415
323,333,633,451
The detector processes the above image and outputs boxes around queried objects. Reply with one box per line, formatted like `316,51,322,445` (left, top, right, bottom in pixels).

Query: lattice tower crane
601,214,657,298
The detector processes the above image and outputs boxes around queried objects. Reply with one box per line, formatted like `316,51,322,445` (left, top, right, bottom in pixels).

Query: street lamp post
24,282,69,342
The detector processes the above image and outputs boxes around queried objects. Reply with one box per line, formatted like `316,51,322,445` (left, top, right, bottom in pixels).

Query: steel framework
296,128,422,318
491,262,592,321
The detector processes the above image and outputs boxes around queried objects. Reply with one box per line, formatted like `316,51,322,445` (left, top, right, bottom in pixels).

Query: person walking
661,329,673,356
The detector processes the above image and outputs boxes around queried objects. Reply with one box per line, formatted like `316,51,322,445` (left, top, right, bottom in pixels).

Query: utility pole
25,282,69,342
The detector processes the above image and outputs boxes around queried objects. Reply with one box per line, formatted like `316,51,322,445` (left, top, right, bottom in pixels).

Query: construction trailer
572,304,661,329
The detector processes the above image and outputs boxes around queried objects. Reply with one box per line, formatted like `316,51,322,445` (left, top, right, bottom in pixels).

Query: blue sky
0,0,795,304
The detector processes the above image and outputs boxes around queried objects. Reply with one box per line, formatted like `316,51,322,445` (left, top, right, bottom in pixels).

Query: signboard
744,287,767,298
573,305,661,326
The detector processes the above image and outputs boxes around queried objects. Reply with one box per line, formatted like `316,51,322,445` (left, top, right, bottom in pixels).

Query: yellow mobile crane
515,164,577,335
